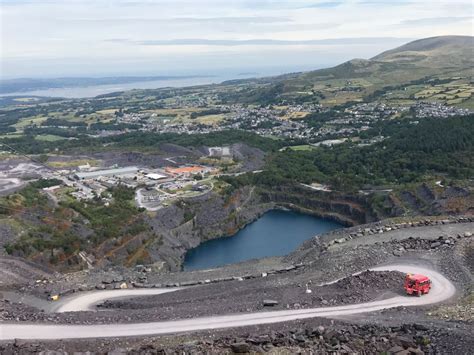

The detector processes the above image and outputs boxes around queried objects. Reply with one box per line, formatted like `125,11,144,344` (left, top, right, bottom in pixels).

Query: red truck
404,274,432,296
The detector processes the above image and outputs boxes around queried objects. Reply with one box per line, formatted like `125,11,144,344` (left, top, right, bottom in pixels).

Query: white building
208,146,231,157
146,173,167,180
74,166,138,180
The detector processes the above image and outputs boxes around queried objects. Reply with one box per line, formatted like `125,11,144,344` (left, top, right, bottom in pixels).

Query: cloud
2,0,472,78
0,0,60,4
303,1,343,8
174,16,291,24
398,16,472,26
66,16,292,25
104,38,130,43
357,0,413,5
127,37,411,46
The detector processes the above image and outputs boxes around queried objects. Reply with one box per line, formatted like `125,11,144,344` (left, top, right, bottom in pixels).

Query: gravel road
0,264,456,340
53,287,182,313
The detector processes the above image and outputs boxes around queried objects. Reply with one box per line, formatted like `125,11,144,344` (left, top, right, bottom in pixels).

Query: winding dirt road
53,288,182,313
0,264,456,340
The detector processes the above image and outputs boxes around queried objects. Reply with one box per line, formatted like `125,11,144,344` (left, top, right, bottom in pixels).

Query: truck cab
404,274,431,296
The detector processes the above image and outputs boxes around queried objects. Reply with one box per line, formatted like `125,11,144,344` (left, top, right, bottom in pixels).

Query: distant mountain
372,36,473,68
296,36,473,82
247,36,474,107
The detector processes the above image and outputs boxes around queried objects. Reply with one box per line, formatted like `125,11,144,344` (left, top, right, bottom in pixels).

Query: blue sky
0,0,472,79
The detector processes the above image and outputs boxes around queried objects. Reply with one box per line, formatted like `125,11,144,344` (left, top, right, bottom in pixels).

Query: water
183,210,343,271
0,77,224,99
0,72,264,99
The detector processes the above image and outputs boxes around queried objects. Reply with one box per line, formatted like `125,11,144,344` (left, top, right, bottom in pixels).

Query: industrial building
165,166,207,177
146,173,167,180
208,146,231,157
74,166,138,180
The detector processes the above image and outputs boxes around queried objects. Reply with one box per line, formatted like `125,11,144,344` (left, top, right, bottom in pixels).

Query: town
114,101,472,143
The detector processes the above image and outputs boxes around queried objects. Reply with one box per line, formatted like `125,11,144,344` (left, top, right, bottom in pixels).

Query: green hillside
372,35,473,68
244,36,474,108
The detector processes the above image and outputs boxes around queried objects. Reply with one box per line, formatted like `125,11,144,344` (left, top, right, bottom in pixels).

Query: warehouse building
74,166,138,180
145,173,167,180
208,146,231,157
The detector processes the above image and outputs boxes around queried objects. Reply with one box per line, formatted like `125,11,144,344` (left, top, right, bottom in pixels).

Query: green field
35,134,67,142
14,115,48,130
286,145,315,151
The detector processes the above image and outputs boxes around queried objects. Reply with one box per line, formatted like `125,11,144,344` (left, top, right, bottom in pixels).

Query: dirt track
0,264,456,340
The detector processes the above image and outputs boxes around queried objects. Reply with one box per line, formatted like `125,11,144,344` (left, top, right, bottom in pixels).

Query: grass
0,133,23,139
285,145,315,151
84,115,114,125
47,159,100,168
321,92,364,106
458,97,474,110
35,134,66,142
0,218,24,234
12,97,40,103
411,80,472,105
13,115,48,130
372,78,473,108
195,114,225,125
95,109,118,115
144,108,221,124
212,179,232,195
55,187,76,204
146,107,201,115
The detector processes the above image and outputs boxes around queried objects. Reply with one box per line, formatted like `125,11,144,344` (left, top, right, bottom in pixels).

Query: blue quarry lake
183,210,343,271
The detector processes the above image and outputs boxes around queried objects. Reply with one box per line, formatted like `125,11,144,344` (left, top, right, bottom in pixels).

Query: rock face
259,185,375,226
144,186,270,271
140,181,473,271
380,183,473,218
143,183,371,271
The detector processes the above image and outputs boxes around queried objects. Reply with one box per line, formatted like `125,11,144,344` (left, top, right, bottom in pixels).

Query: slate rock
230,342,251,353
263,299,279,307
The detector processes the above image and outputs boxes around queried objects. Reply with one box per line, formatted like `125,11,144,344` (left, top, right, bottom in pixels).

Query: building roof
75,166,138,179
146,173,167,180
165,166,204,174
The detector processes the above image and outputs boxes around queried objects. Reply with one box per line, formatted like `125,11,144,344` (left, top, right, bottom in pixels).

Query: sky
0,0,472,79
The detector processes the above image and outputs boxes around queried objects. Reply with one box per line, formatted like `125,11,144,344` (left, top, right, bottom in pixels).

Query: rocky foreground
0,216,473,354
1,316,472,354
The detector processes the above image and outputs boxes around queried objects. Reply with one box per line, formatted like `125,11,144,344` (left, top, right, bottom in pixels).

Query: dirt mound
94,271,405,322
231,143,265,172
333,270,404,292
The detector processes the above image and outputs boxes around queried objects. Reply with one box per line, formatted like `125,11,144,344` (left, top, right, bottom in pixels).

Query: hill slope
299,36,473,81
372,35,473,68
260,36,474,107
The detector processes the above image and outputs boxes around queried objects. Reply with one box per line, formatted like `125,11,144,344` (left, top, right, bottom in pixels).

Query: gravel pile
96,271,404,321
